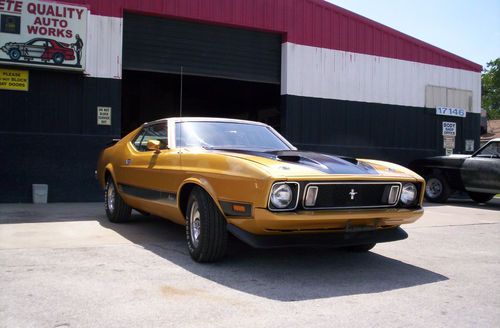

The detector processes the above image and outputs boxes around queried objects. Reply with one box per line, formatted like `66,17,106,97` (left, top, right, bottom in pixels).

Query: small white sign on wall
442,122,457,136
465,139,474,152
436,107,466,118
443,136,455,149
97,107,111,125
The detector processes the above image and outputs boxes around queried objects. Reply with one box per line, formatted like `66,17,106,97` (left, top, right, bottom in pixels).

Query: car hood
210,149,420,179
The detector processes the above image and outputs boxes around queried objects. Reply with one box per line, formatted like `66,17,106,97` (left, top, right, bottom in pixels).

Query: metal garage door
123,13,282,84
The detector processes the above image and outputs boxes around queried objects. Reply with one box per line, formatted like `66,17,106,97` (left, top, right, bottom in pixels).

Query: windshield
175,121,291,151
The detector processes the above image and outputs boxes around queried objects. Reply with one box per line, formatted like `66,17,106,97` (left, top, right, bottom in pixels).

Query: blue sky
327,0,500,70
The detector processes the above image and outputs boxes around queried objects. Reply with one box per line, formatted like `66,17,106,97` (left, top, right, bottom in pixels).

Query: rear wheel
185,187,227,262
344,243,376,252
468,192,495,204
425,173,451,203
105,177,131,223
52,53,64,65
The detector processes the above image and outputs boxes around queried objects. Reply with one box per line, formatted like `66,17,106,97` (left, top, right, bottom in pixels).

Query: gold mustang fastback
96,117,425,262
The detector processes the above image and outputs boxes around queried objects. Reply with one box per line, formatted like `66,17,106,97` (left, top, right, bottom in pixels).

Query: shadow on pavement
98,212,448,301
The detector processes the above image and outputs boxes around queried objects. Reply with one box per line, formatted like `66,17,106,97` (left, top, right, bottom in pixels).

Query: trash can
32,184,48,204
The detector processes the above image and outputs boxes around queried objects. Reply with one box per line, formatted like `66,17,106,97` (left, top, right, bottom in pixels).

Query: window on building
425,86,472,112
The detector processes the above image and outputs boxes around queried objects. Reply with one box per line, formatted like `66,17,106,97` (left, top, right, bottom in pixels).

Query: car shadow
98,212,448,301
423,197,500,210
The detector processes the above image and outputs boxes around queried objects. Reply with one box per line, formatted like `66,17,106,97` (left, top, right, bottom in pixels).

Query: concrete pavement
0,199,499,327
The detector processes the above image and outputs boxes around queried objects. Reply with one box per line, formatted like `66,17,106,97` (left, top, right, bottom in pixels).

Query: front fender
177,177,225,215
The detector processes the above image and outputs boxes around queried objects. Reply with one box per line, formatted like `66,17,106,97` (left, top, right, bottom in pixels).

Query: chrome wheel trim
107,182,115,212
189,200,201,248
426,178,442,199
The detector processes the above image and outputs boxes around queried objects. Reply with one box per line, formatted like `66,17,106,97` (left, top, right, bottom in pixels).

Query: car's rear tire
105,177,131,223
8,48,21,61
344,243,376,252
185,187,227,262
424,173,451,203
468,192,495,204
52,53,64,65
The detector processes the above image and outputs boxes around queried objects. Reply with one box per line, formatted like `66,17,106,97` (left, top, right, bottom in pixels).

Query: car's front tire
424,173,451,203
105,177,131,223
8,48,21,61
468,192,495,204
185,187,227,262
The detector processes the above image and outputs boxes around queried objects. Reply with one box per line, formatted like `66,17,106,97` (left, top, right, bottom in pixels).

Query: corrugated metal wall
67,0,481,73
282,43,481,113
122,13,282,83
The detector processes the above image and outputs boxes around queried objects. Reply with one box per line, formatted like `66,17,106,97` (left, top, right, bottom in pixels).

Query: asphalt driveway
1,199,499,327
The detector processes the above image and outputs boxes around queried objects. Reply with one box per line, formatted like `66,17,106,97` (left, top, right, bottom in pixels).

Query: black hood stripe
213,149,379,175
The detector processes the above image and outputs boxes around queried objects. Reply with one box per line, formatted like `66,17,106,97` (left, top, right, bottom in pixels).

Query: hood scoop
276,153,301,162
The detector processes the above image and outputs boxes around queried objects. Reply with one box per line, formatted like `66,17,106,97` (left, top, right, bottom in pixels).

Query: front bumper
227,224,408,248
227,207,423,235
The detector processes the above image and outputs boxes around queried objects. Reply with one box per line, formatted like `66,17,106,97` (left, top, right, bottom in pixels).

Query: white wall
281,42,481,113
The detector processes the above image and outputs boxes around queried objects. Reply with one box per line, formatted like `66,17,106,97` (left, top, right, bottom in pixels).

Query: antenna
178,66,183,154
179,66,183,117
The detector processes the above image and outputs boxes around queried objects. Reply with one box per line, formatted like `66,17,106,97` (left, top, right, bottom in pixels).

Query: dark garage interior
120,70,281,136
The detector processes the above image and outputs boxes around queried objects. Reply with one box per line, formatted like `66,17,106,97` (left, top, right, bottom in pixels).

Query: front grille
303,182,401,209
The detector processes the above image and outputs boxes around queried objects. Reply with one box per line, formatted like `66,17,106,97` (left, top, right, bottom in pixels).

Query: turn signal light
232,204,246,213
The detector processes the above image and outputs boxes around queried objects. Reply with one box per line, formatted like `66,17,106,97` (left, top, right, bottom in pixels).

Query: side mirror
147,139,161,152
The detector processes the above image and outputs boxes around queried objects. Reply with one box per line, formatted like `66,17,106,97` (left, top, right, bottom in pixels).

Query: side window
132,123,168,152
477,142,500,158
132,129,146,150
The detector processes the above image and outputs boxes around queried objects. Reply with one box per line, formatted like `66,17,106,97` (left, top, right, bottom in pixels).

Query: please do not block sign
0,68,28,91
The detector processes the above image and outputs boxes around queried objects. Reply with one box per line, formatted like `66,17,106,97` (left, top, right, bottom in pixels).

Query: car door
461,141,500,194
24,40,46,59
117,122,182,207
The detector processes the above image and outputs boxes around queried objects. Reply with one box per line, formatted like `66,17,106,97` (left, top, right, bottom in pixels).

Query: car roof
145,117,269,127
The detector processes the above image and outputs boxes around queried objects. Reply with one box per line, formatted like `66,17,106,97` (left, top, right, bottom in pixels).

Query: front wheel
8,48,21,61
425,173,451,203
468,192,495,204
186,187,227,262
105,177,131,223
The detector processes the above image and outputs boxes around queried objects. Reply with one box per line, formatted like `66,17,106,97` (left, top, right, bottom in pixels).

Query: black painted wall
0,67,121,202
282,95,480,166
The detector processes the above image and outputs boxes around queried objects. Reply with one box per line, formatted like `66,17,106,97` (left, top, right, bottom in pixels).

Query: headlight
400,183,418,205
269,182,299,210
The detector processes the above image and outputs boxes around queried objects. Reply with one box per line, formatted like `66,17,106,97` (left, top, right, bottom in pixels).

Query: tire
104,176,131,223
52,53,64,65
424,173,451,203
468,192,495,204
344,243,376,252
8,48,21,61
185,187,227,262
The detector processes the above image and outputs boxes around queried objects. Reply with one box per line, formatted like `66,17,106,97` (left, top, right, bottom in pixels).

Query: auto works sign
0,0,87,71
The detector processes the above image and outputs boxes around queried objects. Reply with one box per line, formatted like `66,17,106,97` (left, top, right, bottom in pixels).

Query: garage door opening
121,70,281,136
121,13,282,137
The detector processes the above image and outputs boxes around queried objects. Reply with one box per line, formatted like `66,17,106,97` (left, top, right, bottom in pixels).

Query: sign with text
436,107,466,118
465,139,474,152
443,136,455,149
0,0,87,71
97,107,111,126
442,122,457,136
0,67,28,90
